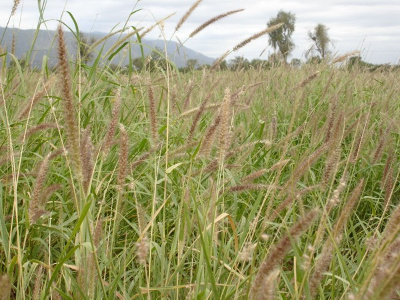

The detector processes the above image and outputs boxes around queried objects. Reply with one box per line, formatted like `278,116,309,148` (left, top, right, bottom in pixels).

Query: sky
1,0,400,64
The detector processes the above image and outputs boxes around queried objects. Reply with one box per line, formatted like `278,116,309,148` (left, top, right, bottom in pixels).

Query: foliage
78,33,96,64
230,56,250,70
186,58,198,70
306,55,322,64
267,10,296,63
307,23,331,59
290,58,302,67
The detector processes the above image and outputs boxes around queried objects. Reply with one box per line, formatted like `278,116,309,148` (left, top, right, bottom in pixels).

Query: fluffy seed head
190,9,244,38
175,0,203,31
233,23,283,51
136,236,150,265
251,209,319,298
57,24,81,173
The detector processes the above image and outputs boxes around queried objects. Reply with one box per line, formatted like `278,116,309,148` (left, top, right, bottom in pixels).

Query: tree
307,24,331,59
290,58,302,68
230,56,250,70
132,57,145,71
78,33,96,64
146,47,169,71
267,10,296,63
186,59,198,70
219,60,228,71
268,52,284,67
306,55,322,65
250,59,269,69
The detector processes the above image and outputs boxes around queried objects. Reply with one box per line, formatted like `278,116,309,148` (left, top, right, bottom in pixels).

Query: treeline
347,56,400,72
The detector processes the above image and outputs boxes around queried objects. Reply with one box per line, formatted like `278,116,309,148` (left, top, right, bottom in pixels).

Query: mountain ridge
0,26,215,68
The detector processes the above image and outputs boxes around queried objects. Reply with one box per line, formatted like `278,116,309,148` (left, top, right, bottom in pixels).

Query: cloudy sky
1,0,399,64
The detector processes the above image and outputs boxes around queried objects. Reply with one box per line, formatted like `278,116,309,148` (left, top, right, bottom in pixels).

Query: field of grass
1,5,400,300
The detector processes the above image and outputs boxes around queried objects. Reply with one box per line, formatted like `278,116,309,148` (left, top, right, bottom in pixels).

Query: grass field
1,5,400,300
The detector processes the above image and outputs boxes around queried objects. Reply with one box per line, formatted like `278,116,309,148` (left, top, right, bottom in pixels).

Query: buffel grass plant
1,2,400,300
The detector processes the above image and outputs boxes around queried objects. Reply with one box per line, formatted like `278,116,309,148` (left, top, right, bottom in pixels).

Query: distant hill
0,27,215,68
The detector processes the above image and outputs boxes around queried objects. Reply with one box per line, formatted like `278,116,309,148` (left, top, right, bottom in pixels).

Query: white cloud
0,0,399,64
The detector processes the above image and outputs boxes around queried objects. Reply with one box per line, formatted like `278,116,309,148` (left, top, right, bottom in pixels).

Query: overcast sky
1,0,399,64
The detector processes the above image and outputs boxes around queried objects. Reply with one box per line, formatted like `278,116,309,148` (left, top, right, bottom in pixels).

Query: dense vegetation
1,2,400,300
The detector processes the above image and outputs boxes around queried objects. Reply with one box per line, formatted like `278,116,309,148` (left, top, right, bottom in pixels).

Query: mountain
0,27,215,68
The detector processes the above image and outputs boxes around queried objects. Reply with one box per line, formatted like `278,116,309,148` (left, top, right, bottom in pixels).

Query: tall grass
1,3,400,300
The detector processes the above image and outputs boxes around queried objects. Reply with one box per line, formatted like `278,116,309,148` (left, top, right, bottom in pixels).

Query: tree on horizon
267,10,296,63
307,23,331,60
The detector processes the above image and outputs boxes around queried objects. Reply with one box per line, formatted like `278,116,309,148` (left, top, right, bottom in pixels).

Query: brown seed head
175,0,203,31
233,23,283,51
57,24,81,173
190,9,244,37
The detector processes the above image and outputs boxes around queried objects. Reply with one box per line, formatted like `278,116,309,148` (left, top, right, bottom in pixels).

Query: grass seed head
175,0,203,31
